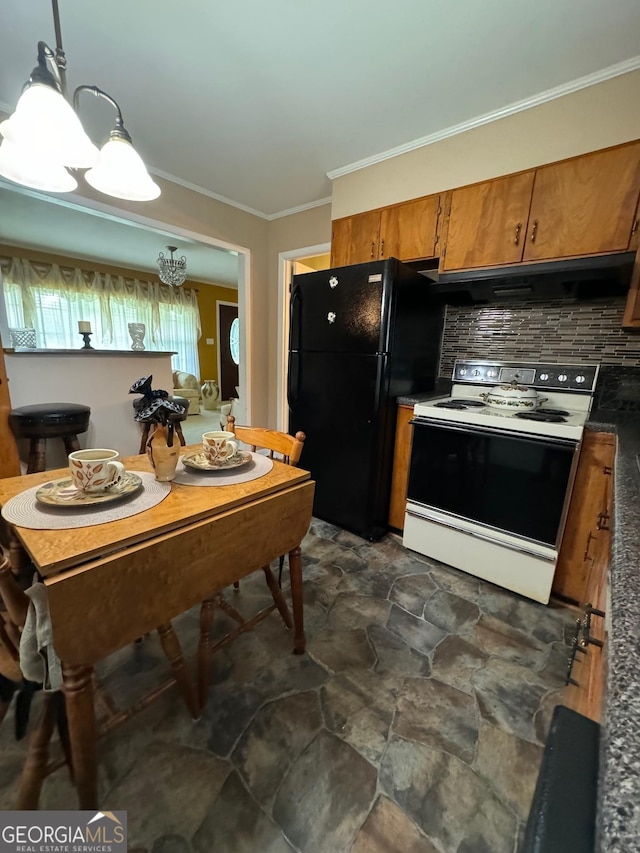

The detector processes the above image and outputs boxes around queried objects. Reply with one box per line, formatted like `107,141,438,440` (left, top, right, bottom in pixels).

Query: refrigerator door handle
369,354,387,422
287,351,299,409
290,283,302,352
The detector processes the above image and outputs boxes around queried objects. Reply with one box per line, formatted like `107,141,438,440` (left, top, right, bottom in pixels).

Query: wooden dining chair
197,415,306,711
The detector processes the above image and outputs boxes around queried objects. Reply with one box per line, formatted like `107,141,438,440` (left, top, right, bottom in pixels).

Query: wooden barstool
8,404,91,473
134,396,188,454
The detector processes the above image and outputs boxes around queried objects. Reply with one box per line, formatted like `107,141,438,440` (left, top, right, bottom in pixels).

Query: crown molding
148,167,272,220
265,197,332,221
327,56,640,180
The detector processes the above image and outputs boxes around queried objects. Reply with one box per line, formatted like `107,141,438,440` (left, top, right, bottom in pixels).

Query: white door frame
216,299,239,400
276,242,331,431
0,179,252,425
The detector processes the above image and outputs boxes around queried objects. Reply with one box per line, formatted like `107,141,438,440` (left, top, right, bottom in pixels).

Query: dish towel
19,578,63,691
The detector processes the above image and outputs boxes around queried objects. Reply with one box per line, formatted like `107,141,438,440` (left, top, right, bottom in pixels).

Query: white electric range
403,359,599,604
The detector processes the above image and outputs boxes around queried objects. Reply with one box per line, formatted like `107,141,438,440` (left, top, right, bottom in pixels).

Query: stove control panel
453,360,599,393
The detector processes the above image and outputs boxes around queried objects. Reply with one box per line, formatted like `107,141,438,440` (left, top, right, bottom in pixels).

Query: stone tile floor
0,519,575,852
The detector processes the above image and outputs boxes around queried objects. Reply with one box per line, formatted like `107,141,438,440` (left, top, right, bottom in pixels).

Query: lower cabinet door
388,406,414,531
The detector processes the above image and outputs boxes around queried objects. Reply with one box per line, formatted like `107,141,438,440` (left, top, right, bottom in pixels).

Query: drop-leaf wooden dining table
0,446,314,809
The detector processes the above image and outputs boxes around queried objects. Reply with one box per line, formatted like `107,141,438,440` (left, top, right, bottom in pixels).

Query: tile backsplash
439,297,640,378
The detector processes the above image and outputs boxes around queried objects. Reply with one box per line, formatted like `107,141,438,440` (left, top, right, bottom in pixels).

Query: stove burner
536,407,570,416
434,399,486,410
514,411,567,423
434,401,468,409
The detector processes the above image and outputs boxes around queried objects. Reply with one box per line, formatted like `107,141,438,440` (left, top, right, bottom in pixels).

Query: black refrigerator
288,257,444,541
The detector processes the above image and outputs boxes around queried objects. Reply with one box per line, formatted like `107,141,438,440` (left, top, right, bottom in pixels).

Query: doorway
217,300,239,401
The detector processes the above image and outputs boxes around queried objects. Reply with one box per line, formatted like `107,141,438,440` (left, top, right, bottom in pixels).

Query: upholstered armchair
172,370,201,415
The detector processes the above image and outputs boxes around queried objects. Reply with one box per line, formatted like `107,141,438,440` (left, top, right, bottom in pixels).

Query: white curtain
1,256,201,376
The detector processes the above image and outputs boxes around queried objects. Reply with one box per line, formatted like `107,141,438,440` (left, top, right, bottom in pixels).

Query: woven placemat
1,471,171,530
173,452,273,486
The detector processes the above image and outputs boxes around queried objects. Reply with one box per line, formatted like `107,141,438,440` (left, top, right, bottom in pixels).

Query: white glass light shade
84,136,160,201
0,84,98,169
0,138,77,192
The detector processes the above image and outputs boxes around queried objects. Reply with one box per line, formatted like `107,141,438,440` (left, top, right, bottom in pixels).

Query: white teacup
68,448,126,492
202,430,238,465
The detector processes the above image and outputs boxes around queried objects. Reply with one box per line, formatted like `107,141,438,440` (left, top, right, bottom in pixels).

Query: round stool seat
9,403,91,438
8,403,92,474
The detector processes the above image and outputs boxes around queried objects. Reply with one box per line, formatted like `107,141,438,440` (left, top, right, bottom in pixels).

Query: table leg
16,692,57,809
288,544,306,654
62,662,98,809
198,598,215,712
157,623,200,721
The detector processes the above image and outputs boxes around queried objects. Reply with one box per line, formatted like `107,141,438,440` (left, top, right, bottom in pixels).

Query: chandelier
0,0,160,201
157,246,187,288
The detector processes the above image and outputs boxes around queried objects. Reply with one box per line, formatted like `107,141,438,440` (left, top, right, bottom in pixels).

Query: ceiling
1,1,639,217
0,187,239,287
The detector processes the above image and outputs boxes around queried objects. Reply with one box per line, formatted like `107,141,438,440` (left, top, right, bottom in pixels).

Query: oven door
406,418,580,549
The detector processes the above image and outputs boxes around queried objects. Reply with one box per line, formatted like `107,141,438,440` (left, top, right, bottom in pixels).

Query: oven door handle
405,506,556,562
408,417,579,447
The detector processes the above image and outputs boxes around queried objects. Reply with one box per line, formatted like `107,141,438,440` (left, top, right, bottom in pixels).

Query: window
1,256,202,376
229,317,240,365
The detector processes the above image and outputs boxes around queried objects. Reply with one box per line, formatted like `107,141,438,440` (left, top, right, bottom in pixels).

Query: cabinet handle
632,219,639,236
380,239,385,257
580,603,605,649
529,220,538,243
370,241,375,259
597,511,610,531
603,465,612,475
514,223,522,245
583,530,595,563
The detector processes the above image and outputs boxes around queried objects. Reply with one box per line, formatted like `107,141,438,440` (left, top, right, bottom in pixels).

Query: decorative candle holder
80,332,94,350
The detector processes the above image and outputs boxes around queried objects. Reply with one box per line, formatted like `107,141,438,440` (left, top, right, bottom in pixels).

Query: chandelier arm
73,85,132,143
51,0,67,92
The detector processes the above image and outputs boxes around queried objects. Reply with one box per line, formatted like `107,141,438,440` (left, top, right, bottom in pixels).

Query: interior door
217,302,239,401
443,172,535,270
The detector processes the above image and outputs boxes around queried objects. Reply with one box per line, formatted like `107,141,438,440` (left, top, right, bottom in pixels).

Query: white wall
5,352,174,470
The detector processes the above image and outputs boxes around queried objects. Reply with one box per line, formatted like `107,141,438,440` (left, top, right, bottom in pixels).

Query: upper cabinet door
330,211,381,267
379,195,440,261
443,172,535,270
523,143,640,261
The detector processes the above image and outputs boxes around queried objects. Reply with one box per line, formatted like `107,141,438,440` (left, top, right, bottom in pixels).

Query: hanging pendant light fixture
157,246,187,288
0,0,160,201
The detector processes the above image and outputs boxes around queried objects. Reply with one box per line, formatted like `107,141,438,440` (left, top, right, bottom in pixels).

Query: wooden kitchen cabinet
622,254,640,328
442,171,535,270
379,195,441,261
388,405,414,531
523,142,640,261
553,431,614,604
330,211,381,267
559,430,613,723
330,194,444,268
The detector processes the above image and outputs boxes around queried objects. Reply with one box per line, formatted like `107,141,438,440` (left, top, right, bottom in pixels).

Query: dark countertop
586,409,640,852
397,379,452,406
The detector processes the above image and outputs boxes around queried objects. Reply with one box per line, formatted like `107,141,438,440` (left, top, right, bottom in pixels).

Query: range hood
418,252,636,304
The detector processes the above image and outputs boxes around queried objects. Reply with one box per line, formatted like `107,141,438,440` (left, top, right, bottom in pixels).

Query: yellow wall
195,282,238,382
331,69,640,218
